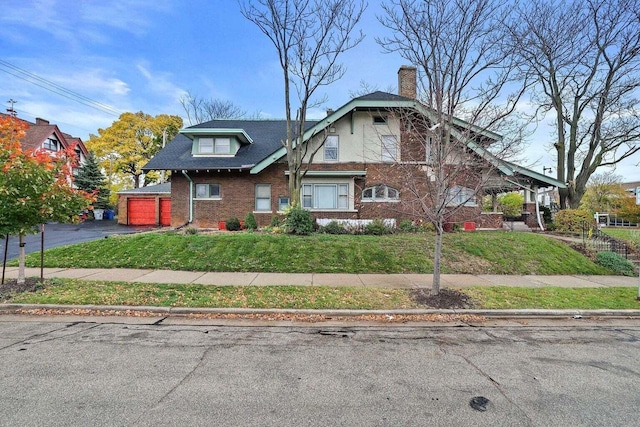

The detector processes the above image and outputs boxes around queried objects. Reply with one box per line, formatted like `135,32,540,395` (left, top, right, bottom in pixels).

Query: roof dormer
180,128,253,157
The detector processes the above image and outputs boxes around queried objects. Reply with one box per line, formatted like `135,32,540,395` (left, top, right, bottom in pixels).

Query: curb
2,304,640,318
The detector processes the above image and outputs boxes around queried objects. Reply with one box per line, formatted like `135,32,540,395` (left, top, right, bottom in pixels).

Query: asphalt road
0,220,153,261
0,318,639,426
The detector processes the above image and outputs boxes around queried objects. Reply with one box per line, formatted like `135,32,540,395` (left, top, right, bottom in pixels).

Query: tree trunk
17,233,25,285
432,221,443,296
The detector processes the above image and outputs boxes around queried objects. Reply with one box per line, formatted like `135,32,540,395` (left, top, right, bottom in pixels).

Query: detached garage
117,183,171,226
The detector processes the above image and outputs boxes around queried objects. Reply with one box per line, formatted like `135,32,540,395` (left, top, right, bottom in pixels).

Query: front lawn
15,231,611,275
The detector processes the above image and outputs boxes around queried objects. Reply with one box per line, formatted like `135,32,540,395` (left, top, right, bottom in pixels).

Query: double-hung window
381,135,398,162
195,184,221,199
302,183,349,210
324,135,338,162
44,138,58,151
255,184,271,211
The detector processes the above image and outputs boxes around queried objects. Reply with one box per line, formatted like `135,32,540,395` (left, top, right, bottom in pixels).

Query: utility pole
6,99,17,116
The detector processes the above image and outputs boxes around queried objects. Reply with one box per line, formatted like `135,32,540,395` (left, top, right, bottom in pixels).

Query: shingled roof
142,119,317,171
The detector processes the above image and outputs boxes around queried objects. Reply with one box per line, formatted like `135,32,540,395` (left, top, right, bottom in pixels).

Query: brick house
143,66,565,229
1,113,88,174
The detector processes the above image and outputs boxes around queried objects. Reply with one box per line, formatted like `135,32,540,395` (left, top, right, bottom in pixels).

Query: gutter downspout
534,186,544,231
181,170,194,224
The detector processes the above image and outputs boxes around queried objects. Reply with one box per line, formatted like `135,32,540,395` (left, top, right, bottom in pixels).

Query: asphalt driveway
1,220,154,261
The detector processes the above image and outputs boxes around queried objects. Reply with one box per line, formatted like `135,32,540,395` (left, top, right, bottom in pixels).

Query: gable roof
0,113,88,156
142,92,565,189
250,91,502,174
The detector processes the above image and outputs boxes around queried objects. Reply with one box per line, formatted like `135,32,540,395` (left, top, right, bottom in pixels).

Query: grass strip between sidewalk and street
3,279,640,310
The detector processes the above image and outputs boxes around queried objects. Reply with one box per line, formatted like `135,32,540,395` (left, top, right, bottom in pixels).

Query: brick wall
170,161,500,229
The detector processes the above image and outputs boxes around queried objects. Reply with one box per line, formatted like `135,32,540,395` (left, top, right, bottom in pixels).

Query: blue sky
1,0,637,181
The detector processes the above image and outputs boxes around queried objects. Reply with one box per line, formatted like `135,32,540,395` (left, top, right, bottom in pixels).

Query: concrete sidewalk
2,266,638,288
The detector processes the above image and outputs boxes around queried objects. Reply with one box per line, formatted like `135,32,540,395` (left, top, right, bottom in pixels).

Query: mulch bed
409,288,475,309
0,278,42,300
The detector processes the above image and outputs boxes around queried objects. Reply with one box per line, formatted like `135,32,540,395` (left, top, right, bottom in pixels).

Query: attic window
199,137,231,155
43,138,58,151
373,116,387,125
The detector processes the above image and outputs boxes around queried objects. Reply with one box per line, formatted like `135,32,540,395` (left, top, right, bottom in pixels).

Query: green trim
285,170,367,177
181,128,253,144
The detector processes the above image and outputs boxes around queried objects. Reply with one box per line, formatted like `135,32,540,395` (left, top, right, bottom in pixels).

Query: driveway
1,220,155,261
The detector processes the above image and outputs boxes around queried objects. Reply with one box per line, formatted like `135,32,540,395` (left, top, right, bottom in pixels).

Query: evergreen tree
75,151,111,209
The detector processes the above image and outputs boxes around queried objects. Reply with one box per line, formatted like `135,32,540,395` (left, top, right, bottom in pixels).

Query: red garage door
159,198,171,226
128,198,156,225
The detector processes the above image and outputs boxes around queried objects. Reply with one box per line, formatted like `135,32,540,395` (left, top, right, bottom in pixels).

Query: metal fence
582,222,631,259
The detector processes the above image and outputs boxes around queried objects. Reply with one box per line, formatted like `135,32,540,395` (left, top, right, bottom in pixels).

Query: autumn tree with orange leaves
0,115,94,284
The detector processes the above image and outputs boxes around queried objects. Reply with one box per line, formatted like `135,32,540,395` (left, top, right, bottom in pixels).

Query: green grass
465,286,640,310
15,231,611,275
5,279,640,310
602,228,640,250
5,279,417,310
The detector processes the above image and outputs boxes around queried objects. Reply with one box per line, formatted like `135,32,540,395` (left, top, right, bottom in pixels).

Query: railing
582,222,631,259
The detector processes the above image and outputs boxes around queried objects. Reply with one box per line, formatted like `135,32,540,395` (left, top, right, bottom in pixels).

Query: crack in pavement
131,346,213,425
0,322,100,351
439,341,534,426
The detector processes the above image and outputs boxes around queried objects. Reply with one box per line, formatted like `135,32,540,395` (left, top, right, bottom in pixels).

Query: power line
0,59,122,117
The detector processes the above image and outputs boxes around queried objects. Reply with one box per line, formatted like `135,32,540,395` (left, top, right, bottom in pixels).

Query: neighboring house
1,113,88,175
622,181,640,199
143,66,565,230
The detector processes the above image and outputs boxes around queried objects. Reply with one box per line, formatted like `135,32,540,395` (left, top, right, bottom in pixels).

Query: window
447,186,477,206
301,183,349,210
425,136,433,163
324,135,338,162
215,137,231,154
381,135,398,162
255,184,271,211
373,115,387,125
43,138,58,151
195,183,221,199
198,137,231,155
362,185,399,202
278,197,290,211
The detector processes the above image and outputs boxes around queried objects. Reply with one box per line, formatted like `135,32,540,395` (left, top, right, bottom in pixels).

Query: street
0,317,639,426
0,220,152,261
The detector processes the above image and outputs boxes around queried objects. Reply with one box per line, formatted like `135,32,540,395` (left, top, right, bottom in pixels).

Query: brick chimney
398,65,417,99
35,118,50,125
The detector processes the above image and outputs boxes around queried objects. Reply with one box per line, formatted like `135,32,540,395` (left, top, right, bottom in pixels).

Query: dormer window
199,137,231,155
43,138,58,152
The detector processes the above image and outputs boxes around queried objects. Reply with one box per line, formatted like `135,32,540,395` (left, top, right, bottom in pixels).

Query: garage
159,198,171,226
117,183,171,226
128,198,156,225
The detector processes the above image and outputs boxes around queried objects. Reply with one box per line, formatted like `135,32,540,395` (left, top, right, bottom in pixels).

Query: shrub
364,219,393,235
283,207,314,235
498,192,524,217
595,251,636,276
184,226,198,235
399,219,418,233
244,212,258,230
226,217,241,231
554,209,593,233
320,220,348,235
270,215,281,227
540,206,553,224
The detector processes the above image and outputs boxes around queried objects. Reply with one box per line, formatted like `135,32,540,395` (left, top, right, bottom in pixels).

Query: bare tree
506,0,640,209
179,91,248,125
240,0,366,206
378,0,526,294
